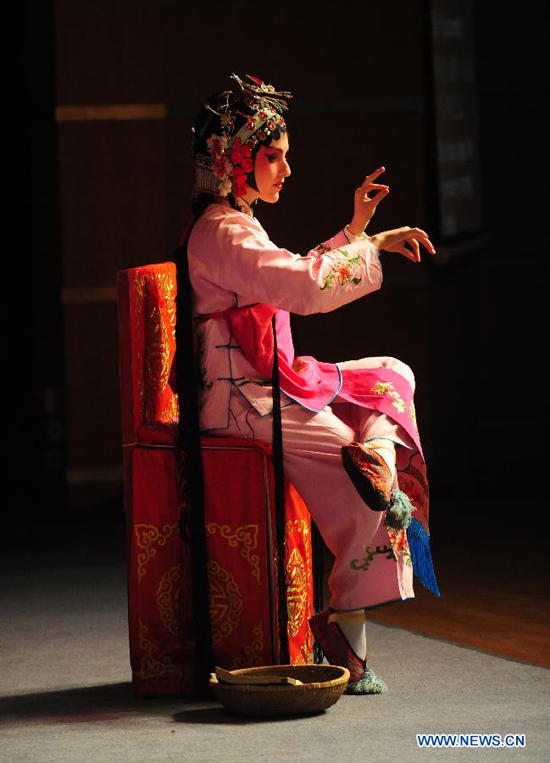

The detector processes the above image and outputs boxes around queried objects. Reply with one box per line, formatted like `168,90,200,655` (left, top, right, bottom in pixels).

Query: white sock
329,609,367,661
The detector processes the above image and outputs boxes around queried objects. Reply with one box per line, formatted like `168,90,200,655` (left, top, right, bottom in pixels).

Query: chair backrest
117,262,178,445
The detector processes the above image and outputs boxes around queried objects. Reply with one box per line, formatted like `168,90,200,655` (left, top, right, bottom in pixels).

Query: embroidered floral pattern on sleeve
321,249,362,290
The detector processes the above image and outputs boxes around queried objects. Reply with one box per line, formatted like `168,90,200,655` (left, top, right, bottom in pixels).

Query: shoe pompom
385,489,414,530
345,667,388,695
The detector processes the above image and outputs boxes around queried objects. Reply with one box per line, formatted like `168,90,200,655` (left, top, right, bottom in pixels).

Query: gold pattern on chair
156,565,180,637
285,518,313,660
231,619,265,669
138,619,180,679
146,306,170,394
133,276,146,420
285,548,308,638
291,632,315,665
134,523,178,583
133,270,179,426
206,524,260,584
286,519,312,581
208,560,243,643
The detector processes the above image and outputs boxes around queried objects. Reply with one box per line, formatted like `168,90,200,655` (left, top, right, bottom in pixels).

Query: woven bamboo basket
210,664,350,717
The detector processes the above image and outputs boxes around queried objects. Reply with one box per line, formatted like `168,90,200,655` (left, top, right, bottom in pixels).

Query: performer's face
252,132,291,204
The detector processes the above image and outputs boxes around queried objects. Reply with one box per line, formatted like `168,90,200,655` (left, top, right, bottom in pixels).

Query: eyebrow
263,147,289,153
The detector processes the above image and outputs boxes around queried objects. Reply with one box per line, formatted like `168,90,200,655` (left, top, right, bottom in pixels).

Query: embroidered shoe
347,666,388,695
341,444,392,511
308,610,388,695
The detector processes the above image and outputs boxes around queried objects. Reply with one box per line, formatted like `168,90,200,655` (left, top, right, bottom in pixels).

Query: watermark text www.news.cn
416,733,526,749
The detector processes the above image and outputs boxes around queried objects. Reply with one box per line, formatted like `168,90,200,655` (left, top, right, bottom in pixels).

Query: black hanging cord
271,314,290,664
174,219,214,696
311,521,325,663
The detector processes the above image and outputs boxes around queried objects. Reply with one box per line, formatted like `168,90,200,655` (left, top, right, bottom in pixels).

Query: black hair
173,89,290,691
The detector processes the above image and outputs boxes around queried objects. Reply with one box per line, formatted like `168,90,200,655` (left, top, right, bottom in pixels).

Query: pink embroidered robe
187,204,430,541
188,204,419,445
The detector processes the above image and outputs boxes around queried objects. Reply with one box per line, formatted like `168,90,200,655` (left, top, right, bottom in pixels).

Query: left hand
370,227,437,261
348,167,390,236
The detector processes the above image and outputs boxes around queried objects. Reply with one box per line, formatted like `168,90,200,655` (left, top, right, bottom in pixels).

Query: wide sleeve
189,209,383,316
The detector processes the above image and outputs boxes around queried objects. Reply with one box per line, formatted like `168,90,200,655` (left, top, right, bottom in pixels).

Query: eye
266,154,278,163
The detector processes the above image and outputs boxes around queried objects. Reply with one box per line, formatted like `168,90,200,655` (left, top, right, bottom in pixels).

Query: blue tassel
406,517,440,597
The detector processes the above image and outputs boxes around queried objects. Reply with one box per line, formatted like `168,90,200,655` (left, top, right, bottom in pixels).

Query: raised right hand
370,227,436,262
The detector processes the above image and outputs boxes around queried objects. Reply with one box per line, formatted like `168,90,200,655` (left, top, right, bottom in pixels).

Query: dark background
18,0,547,536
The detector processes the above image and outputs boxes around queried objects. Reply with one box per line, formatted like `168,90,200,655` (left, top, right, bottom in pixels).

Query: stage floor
2,510,548,762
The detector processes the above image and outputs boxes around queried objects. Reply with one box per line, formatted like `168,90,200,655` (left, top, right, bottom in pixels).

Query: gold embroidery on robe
408,400,418,431
389,389,406,413
291,358,309,375
370,381,406,414
371,381,393,395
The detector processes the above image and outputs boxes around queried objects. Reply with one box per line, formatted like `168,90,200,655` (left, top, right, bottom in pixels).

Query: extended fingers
408,228,436,254
362,167,386,186
401,232,437,261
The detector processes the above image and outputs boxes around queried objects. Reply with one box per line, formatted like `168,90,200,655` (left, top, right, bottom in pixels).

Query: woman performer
177,74,439,695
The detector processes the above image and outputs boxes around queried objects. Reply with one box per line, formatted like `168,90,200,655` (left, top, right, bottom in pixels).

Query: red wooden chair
117,262,314,696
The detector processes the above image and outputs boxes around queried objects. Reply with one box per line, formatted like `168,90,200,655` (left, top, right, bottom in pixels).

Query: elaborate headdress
193,74,292,198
